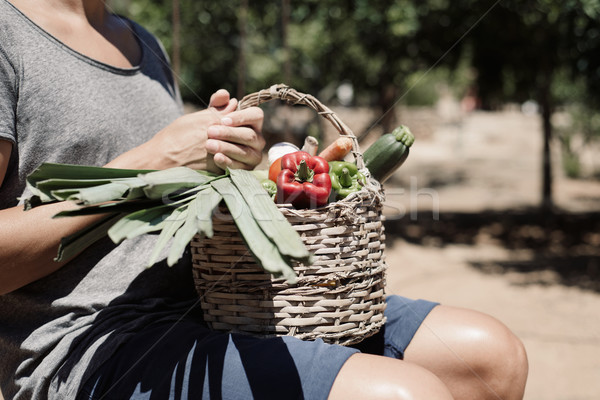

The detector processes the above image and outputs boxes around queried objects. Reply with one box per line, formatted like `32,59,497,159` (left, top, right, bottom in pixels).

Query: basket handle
238,84,365,169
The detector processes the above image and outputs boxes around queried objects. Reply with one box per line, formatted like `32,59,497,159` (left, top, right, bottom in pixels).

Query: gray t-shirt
0,1,203,398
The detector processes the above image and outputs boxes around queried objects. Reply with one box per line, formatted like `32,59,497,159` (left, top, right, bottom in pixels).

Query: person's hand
206,90,265,171
120,89,265,173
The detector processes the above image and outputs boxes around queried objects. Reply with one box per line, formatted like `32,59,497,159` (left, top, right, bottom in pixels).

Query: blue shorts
77,296,438,400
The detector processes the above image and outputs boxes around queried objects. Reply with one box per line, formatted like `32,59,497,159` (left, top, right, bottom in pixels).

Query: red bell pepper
277,151,332,208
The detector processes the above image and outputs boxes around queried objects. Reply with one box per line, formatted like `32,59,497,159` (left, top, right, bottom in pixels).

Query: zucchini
363,125,414,183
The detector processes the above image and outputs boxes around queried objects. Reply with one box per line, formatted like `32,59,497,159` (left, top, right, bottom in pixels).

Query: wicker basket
190,84,387,346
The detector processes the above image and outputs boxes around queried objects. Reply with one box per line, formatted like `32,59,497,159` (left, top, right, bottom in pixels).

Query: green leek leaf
108,206,174,243
192,186,222,238
138,167,213,200
55,213,124,262
165,186,224,265
167,197,200,266
27,163,154,186
53,198,163,217
229,169,311,263
146,206,187,267
51,182,131,204
211,178,297,283
25,163,308,279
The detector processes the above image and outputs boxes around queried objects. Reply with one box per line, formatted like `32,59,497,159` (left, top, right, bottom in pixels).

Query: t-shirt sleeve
129,19,183,110
0,46,17,145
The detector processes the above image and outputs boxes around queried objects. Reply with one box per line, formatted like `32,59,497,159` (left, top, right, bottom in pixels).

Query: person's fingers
206,137,262,168
208,99,238,116
207,125,266,153
209,89,231,109
220,97,238,113
220,106,264,133
212,152,256,171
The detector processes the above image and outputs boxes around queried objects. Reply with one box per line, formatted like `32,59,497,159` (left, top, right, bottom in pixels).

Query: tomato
268,156,283,182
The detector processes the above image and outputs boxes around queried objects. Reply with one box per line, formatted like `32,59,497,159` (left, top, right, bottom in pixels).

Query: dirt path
385,240,600,400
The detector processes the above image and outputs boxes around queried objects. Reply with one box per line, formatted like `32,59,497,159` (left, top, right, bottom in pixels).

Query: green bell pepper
261,179,277,201
329,161,364,200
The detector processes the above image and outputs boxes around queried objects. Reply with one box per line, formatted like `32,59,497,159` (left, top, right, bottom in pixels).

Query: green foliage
556,101,600,178
113,0,459,110
112,1,600,145
458,0,600,110
112,1,241,103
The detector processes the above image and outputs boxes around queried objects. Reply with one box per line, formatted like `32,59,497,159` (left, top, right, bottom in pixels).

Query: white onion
267,142,300,165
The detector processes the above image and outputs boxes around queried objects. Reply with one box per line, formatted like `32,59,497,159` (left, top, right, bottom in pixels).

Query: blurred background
108,1,600,398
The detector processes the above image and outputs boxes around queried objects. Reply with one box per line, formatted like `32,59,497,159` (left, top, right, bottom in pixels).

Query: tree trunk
282,0,291,86
171,0,181,82
539,77,554,213
281,0,291,136
237,0,248,100
358,82,399,142
378,83,398,134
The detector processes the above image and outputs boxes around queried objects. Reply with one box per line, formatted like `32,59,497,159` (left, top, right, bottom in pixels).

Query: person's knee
491,322,528,394
466,313,529,399
405,306,528,400
329,353,453,400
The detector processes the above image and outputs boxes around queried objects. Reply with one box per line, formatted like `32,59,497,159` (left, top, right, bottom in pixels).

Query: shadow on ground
384,209,600,292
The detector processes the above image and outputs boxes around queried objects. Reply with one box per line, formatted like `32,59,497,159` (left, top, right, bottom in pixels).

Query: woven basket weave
190,84,387,346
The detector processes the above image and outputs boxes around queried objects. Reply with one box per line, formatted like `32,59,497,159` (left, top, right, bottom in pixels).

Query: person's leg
76,320,358,400
329,353,454,400
76,297,527,400
77,317,456,400
403,305,528,400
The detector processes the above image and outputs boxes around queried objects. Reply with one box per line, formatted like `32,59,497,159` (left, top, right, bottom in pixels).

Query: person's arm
0,90,265,295
0,196,105,295
106,90,264,171
1,139,102,294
